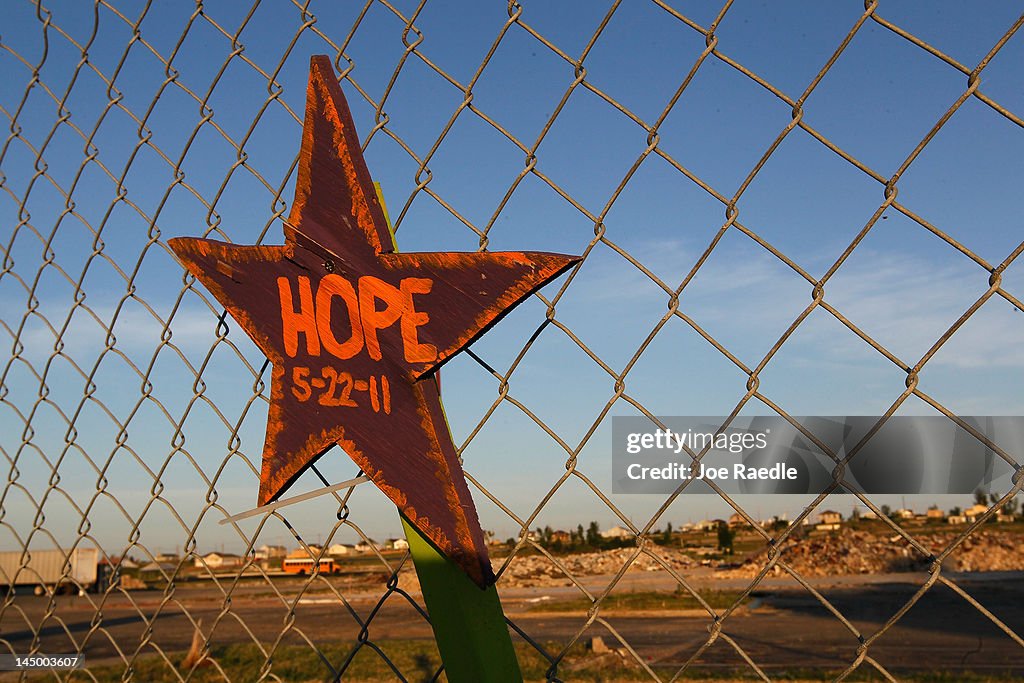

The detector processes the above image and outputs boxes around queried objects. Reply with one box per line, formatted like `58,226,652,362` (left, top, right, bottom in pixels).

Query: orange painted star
168,56,578,586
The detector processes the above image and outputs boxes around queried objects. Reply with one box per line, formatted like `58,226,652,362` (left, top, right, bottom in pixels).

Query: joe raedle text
625,461,798,482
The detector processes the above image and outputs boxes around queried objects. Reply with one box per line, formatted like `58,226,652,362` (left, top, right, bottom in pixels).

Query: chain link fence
2,0,1023,680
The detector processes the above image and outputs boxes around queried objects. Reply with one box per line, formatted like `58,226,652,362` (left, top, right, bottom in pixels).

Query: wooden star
168,56,578,587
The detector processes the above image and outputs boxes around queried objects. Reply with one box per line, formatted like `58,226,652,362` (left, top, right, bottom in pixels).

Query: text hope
277,274,437,364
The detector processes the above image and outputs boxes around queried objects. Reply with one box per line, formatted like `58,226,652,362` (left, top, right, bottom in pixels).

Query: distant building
389,538,410,551
599,526,633,539
354,539,376,553
727,513,747,528
895,508,915,520
818,510,842,525
965,504,989,522
926,508,945,521
155,553,180,564
816,510,842,531
195,552,244,569
139,562,177,576
548,530,572,544
947,514,967,525
327,543,355,556
254,545,287,560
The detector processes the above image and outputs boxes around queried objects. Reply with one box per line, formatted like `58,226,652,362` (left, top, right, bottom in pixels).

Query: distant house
155,553,180,564
354,539,376,553
947,514,967,525
389,538,410,551
139,561,177,577
327,543,355,556
254,545,287,560
818,510,842,524
196,552,244,569
895,508,915,520
926,508,945,521
548,530,572,544
727,513,747,528
965,504,989,522
693,519,729,531
816,510,842,531
599,526,633,540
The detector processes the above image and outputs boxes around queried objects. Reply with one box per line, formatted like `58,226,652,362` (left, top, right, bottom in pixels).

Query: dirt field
2,567,1021,681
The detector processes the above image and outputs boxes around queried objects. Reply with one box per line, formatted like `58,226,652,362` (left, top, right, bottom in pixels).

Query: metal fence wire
2,0,1023,681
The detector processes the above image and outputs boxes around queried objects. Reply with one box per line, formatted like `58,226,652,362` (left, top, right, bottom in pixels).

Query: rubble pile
498,547,694,587
942,531,1023,572
720,528,1024,578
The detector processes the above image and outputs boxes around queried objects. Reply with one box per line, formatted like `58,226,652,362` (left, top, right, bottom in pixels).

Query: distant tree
770,517,790,532
586,521,601,547
1003,496,1019,517
974,488,989,507
576,524,585,546
850,506,861,521
949,506,962,517
662,522,673,545
880,504,891,518
716,522,735,555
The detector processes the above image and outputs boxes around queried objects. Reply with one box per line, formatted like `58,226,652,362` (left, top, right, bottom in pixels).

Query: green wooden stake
374,183,522,681
402,515,523,682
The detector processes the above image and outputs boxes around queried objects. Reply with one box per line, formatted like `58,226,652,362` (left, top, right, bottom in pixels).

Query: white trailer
0,548,99,595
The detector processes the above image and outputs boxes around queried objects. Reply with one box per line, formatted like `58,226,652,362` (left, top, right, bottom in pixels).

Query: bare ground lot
1,568,1021,680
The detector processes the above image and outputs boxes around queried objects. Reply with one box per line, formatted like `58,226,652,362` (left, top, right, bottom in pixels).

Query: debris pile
719,528,1024,578
498,547,694,587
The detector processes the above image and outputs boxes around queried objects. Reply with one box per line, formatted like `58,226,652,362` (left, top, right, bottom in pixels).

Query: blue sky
1,1,1022,557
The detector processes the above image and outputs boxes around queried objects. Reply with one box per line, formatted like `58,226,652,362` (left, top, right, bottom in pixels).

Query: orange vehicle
282,557,337,575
